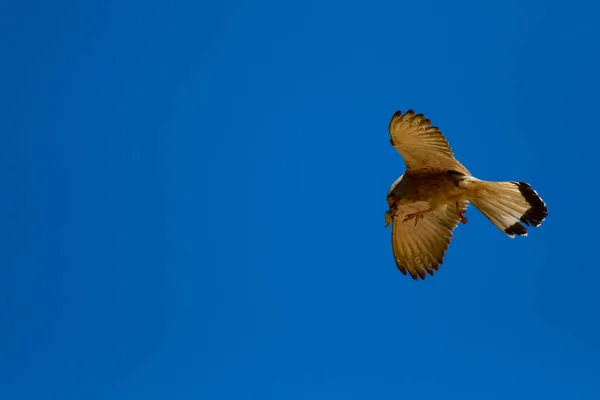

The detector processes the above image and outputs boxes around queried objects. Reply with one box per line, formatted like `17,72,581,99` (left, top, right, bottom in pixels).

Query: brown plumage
385,110,547,280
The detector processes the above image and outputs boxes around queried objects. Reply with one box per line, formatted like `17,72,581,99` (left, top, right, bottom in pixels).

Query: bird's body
385,110,547,280
387,171,469,207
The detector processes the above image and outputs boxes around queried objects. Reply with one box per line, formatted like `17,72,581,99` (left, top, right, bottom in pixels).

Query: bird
385,109,547,280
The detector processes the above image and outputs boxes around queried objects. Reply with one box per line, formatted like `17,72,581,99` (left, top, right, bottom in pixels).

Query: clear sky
1,0,599,399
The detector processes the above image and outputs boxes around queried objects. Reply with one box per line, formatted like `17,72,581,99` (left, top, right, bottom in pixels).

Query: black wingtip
396,263,408,276
392,109,421,119
398,263,439,280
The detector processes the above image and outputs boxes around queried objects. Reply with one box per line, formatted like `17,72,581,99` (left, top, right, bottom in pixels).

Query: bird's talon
403,212,425,226
458,209,468,224
385,209,395,227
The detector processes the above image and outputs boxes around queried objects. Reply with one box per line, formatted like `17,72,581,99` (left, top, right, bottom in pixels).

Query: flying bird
385,110,547,279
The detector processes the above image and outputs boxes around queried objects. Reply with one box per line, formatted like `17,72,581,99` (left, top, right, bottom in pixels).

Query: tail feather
469,181,547,238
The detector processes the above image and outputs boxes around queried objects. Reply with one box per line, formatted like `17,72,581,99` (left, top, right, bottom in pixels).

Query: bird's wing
391,201,467,279
388,110,469,175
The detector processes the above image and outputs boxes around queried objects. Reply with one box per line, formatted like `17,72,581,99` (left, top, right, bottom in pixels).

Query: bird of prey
385,110,547,280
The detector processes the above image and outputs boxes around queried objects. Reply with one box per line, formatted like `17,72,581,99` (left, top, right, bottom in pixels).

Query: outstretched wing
389,110,469,175
391,201,467,279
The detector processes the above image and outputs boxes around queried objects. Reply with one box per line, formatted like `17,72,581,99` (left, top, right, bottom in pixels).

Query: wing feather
389,110,469,174
390,201,467,279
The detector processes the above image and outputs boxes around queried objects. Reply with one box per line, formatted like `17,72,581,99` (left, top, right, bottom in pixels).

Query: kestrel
385,110,547,279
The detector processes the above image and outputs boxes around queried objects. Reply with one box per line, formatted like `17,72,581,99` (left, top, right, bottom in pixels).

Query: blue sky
1,0,599,398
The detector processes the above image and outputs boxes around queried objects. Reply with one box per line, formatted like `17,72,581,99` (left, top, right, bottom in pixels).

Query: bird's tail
467,180,547,237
